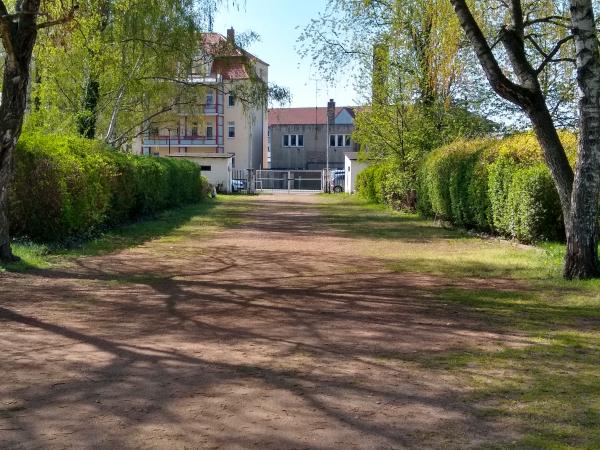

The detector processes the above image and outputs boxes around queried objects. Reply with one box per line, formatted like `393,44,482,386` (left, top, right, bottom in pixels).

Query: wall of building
173,155,232,193
269,124,357,170
222,81,267,170
345,156,369,193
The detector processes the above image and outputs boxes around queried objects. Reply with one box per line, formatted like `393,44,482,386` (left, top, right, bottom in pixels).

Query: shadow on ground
1,194,598,449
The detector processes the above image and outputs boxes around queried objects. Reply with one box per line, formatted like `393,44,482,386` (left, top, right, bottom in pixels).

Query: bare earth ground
0,194,531,449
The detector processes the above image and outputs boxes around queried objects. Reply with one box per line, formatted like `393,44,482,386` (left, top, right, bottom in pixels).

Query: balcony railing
143,135,219,146
202,104,223,114
176,103,224,115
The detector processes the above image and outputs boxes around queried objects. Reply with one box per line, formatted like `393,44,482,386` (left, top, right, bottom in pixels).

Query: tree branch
449,0,533,106
535,35,575,74
510,0,525,38
36,5,78,29
524,15,570,28
0,0,15,59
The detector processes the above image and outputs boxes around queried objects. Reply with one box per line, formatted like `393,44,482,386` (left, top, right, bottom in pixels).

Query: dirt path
0,194,524,449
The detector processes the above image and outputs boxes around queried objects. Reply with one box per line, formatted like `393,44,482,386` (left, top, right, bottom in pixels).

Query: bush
9,132,209,242
356,165,385,204
356,161,417,210
417,132,576,243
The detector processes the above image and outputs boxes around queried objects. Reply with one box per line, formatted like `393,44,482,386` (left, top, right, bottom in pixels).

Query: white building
344,152,369,194
133,28,269,171
169,153,233,193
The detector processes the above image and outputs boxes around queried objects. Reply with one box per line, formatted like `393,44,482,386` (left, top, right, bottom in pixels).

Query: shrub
417,132,576,243
356,161,417,210
9,132,208,242
356,164,385,203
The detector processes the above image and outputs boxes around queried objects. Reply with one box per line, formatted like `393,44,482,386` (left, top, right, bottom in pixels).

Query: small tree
449,0,600,279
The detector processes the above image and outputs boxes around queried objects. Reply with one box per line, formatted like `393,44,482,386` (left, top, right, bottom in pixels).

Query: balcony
202,104,224,115
143,135,220,147
177,103,224,116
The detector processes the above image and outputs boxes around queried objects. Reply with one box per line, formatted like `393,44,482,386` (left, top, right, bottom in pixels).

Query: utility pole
308,76,331,192
326,118,330,193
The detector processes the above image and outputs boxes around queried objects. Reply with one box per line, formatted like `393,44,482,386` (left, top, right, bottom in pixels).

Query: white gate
256,170,325,193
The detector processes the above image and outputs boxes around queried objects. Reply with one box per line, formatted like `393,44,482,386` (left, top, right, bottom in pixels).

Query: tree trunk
526,96,574,221
77,77,100,139
0,153,16,262
0,1,40,262
564,0,600,279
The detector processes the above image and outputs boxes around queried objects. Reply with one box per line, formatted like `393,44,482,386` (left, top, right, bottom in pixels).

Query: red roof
202,33,244,58
268,107,355,126
211,59,250,80
200,33,268,81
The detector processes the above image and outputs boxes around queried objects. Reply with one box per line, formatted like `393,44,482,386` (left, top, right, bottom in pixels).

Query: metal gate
256,170,325,193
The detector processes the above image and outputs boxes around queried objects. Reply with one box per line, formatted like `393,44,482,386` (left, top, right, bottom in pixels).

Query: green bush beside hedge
9,132,209,242
417,132,576,243
356,161,417,210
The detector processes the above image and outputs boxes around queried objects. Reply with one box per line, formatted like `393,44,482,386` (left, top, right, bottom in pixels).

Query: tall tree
30,0,209,144
0,0,76,261
449,0,600,279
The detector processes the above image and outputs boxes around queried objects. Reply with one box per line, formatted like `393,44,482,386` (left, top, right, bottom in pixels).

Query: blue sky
213,0,359,108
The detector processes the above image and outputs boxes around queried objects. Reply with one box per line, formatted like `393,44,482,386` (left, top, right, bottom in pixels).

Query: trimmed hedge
417,132,577,243
9,132,209,242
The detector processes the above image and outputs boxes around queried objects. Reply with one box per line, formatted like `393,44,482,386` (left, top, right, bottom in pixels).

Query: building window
206,93,214,105
200,165,212,172
206,125,213,138
283,134,304,147
228,121,235,138
329,134,352,147
191,123,198,136
228,95,235,107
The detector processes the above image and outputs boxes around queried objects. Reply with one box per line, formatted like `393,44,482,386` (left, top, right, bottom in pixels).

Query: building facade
268,100,359,170
133,28,269,170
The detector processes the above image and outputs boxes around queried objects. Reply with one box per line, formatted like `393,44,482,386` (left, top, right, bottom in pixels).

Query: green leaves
8,132,208,242
418,132,577,243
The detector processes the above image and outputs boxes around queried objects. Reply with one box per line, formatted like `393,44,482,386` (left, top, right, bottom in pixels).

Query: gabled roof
268,107,358,126
201,32,269,66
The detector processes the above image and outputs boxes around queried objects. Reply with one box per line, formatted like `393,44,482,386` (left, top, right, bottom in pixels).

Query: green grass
319,194,600,448
2,195,250,272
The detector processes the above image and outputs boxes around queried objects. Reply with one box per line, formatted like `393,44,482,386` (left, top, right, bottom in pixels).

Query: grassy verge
319,194,600,448
2,195,249,272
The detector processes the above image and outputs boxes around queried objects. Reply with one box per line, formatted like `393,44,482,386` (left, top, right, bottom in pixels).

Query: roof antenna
208,3,214,32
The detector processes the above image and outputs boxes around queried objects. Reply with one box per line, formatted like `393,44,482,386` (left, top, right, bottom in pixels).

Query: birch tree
449,0,600,279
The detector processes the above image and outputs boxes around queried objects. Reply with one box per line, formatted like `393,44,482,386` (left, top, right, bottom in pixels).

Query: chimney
227,27,235,43
327,99,336,125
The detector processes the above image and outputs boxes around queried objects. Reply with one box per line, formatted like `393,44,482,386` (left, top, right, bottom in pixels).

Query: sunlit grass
2,195,252,272
319,194,600,447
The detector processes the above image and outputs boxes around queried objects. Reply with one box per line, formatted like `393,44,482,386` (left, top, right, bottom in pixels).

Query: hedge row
417,133,577,243
9,132,210,242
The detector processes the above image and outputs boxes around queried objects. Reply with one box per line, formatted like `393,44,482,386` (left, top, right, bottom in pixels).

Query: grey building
268,99,359,170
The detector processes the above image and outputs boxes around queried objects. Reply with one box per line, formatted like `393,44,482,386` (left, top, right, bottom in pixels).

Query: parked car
231,179,247,192
330,170,345,193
